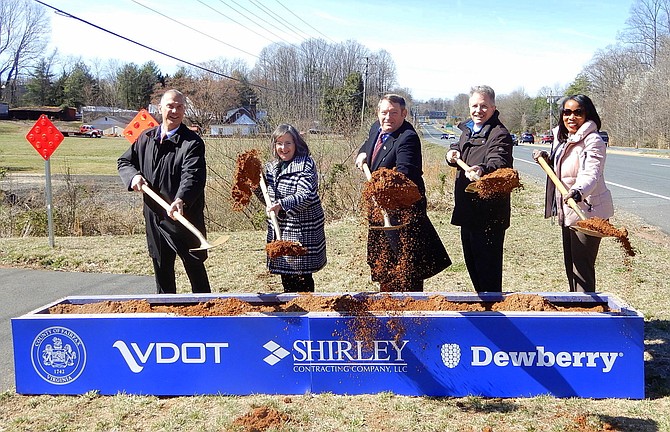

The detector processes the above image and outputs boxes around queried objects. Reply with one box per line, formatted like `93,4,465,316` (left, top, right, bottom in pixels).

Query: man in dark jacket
118,89,210,294
356,94,451,291
446,85,513,292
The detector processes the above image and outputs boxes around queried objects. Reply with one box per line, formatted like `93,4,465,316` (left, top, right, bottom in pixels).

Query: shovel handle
361,163,393,226
536,156,588,221
141,185,209,244
455,158,481,181
258,173,282,240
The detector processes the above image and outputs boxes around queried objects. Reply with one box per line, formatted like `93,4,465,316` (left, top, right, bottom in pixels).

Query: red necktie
371,134,384,163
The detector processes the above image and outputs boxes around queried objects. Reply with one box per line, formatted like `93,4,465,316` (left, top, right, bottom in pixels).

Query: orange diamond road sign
26,115,65,161
123,109,158,143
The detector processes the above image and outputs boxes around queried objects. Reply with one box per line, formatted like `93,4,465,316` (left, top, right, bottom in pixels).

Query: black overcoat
359,120,451,284
449,111,514,229
118,124,207,260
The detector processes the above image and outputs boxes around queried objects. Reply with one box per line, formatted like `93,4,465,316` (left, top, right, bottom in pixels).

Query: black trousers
460,225,506,292
281,274,315,292
561,225,601,292
152,247,211,294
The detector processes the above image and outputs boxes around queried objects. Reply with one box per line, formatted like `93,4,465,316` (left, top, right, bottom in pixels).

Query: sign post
25,115,64,247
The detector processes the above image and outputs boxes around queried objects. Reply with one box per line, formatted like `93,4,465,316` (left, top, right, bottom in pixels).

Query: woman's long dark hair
556,94,601,143
270,123,310,159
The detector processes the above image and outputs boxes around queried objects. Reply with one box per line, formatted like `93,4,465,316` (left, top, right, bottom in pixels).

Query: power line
218,0,302,43
248,0,311,41
195,0,285,45
130,0,259,59
33,0,278,92
274,0,337,44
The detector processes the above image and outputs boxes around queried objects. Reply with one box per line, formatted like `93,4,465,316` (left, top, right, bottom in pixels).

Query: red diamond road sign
123,109,158,143
26,115,65,161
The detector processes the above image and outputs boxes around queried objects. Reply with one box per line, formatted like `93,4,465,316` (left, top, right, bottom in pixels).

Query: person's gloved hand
445,149,460,163
355,152,367,170
130,174,147,192
532,150,549,162
564,189,582,203
466,165,483,181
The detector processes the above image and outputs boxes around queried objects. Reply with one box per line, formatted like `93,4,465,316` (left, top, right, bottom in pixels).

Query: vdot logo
113,341,230,373
263,341,290,365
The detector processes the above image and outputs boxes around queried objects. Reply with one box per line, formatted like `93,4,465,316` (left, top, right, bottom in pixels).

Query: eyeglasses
562,108,584,117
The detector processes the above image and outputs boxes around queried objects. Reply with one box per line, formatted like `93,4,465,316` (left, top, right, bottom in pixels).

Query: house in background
209,107,259,136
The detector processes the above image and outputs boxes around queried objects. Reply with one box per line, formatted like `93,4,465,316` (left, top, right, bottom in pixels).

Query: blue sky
43,0,635,100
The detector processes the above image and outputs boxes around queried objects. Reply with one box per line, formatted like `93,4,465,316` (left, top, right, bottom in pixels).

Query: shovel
362,163,407,231
454,158,481,193
536,156,611,238
141,185,230,251
258,173,307,257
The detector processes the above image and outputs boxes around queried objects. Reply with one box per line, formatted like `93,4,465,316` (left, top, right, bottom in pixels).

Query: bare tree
0,0,49,104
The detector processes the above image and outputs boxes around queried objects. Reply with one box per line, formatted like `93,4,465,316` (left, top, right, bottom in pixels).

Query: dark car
599,130,609,146
510,133,518,145
520,132,534,144
440,133,448,139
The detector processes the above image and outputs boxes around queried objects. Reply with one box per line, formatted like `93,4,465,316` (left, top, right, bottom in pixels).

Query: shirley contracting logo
262,339,410,373
113,341,229,373
31,326,86,385
439,343,622,373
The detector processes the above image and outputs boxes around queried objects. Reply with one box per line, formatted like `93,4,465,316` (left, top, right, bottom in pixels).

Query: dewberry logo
263,341,291,365
440,343,461,368
470,346,622,373
31,326,86,385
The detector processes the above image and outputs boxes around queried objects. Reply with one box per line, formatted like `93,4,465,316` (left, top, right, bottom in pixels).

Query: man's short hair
470,85,496,104
378,94,406,110
160,89,185,106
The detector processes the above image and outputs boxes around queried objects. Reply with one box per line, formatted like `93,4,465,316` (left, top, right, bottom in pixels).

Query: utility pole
547,95,560,133
361,56,369,126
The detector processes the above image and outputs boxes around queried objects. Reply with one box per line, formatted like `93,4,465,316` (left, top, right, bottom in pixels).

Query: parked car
520,132,534,144
80,125,103,138
510,133,518,145
440,133,448,139
448,133,456,139
541,133,553,144
599,130,609,146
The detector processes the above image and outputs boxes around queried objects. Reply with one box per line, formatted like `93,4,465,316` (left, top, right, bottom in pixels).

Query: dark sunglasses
562,108,584,117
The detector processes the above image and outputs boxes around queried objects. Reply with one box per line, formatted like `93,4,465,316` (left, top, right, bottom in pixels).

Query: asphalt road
0,268,153,392
421,124,670,234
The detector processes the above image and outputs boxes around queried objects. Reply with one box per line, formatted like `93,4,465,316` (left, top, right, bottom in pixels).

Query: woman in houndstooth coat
263,124,326,292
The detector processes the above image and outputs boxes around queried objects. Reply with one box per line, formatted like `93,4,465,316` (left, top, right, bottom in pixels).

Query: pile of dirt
473,168,523,199
362,168,421,210
266,240,308,258
576,217,636,257
231,149,262,211
231,406,290,431
48,293,610,316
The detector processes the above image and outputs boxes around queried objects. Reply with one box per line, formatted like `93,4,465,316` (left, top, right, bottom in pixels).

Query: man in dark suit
118,89,210,294
355,94,451,291
446,85,513,292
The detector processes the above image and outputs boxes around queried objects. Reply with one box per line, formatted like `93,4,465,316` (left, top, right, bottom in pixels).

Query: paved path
0,268,153,392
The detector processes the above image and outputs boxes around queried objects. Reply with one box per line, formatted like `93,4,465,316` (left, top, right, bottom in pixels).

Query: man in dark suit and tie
118,89,211,294
355,94,451,291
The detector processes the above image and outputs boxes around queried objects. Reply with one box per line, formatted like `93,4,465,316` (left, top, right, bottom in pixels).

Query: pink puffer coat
550,121,614,227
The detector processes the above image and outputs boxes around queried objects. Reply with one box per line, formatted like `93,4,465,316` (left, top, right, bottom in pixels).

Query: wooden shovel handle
258,173,282,240
455,158,481,181
536,156,588,221
141,185,208,244
361,163,393,226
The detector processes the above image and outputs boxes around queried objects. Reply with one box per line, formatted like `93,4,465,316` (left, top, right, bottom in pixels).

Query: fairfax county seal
31,326,86,385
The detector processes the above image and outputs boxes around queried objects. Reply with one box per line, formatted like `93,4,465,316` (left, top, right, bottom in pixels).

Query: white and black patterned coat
264,155,326,274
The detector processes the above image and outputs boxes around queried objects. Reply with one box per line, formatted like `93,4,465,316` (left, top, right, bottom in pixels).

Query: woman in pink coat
533,94,614,292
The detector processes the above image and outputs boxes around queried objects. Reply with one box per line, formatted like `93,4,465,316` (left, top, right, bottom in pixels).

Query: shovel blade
189,235,231,251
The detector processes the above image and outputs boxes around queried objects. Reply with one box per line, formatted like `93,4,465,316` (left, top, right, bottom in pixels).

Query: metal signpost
25,115,65,248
